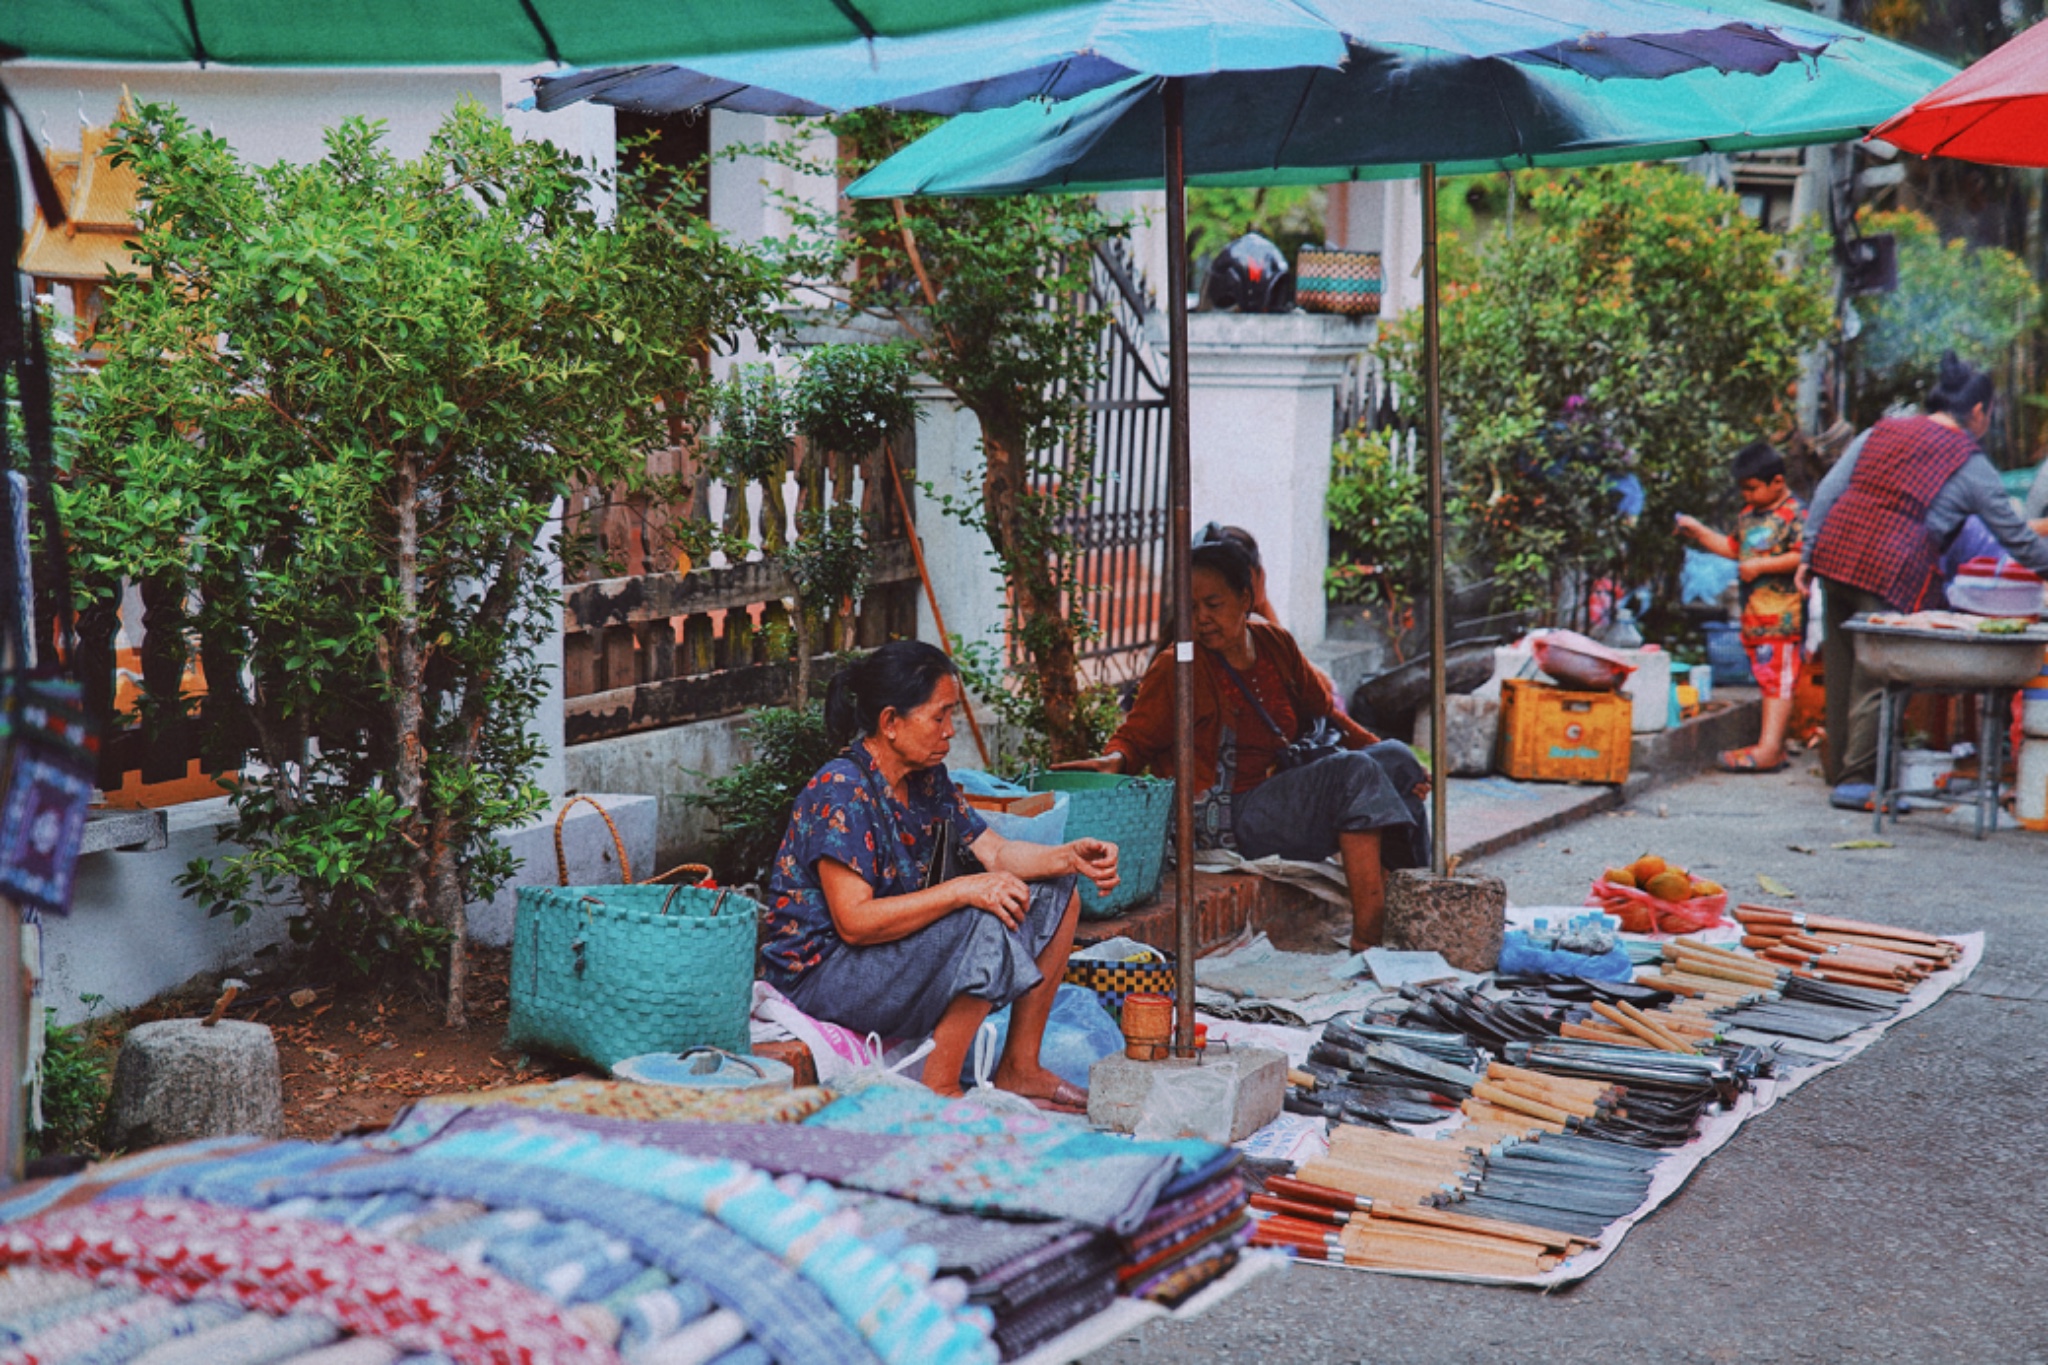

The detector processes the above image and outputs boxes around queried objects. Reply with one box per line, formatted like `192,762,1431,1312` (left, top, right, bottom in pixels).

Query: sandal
1716,747,1787,774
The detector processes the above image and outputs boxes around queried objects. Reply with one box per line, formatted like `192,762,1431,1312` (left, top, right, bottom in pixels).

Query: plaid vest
1810,417,1978,611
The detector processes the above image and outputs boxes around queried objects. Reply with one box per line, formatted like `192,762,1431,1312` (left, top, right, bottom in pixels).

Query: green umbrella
848,25,1949,1001
0,0,1097,68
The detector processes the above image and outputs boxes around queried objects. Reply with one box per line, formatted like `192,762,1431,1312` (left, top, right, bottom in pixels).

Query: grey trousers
1820,578,1889,786
1231,741,1429,868
782,873,1078,1040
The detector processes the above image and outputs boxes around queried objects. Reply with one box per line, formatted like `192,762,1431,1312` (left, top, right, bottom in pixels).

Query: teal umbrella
846,19,1948,1014
849,41,1952,195
530,0,1836,117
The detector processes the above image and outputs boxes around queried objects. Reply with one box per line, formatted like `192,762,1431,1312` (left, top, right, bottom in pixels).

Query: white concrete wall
564,717,751,877
1174,311,1378,655
3,63,617,172
45,795,654,1027
1326,180,1426,321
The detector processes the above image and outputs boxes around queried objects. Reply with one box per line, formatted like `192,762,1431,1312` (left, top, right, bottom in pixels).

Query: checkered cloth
1811,416,1979,611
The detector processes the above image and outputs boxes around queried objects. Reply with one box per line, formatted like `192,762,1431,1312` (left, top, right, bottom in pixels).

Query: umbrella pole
1164,77,1198,1057
1422,163,1449,876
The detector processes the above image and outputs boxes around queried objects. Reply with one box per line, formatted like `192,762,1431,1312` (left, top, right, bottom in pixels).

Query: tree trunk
977,412,1086,759
388,451,434,963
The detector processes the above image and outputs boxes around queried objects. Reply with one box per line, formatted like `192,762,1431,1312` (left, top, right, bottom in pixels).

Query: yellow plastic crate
1498,678,1631,784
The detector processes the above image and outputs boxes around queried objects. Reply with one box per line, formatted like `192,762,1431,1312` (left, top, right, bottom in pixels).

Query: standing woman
1060,538,1428,951
761,641,1118,1111
1799,351,2048,804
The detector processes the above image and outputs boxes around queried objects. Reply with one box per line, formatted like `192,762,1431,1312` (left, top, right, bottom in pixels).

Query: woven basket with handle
507,798,755,1071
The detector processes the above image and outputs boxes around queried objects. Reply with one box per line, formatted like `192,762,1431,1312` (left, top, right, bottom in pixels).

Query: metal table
1845,617,2048,839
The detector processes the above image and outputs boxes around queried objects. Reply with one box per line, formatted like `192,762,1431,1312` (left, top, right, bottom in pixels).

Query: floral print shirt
762,742,989,984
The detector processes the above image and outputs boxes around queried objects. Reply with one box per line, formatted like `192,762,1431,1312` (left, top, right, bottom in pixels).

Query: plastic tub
1948,557,2045,618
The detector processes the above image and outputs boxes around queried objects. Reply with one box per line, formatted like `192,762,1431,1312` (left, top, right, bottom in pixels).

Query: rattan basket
1022,772,1174,919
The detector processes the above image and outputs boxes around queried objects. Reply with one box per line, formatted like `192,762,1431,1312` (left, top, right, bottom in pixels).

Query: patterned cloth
763,741,988,985
371,1083,836,1150
805,1087,1185,1234
1811,416,1980,611
1736,493,1807,641
0,1197,617,1365
128,1307,341,1365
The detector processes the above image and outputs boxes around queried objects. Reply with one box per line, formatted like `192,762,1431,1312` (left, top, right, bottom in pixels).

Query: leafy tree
760,110,1118,762
1372,165,1832,616
66,101,784,1023
1848,207,2040,428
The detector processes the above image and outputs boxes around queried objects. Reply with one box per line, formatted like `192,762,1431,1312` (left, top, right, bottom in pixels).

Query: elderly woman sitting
1060,536,1428,951
761,641,1118,1111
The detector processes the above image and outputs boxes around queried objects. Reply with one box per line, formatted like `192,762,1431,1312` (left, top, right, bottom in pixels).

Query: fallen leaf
1786,844,1816,855
1832,839,1894,850
1757,873,1795,898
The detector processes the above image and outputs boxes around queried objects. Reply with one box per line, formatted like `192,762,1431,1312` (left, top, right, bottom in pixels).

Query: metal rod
1,898,21,1185
1422,164,1449,876
1164,77,1198,1057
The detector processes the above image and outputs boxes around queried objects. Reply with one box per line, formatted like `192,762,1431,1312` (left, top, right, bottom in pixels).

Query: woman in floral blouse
763,641,1117,1112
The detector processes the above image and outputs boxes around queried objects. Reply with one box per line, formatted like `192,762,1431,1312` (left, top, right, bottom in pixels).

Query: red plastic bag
1585,878,1729,936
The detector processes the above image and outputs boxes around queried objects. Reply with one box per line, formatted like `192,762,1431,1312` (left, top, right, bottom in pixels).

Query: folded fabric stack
831,1195,1118,1361
1113,1155,1248,1307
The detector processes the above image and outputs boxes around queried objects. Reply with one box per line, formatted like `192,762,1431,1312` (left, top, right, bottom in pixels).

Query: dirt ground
123,946,583,1141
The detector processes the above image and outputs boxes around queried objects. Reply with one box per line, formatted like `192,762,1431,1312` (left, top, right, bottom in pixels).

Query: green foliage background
1367,165,1833,616
1848,207,2040,428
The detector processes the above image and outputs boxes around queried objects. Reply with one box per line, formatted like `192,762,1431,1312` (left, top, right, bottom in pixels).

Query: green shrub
31,1011,111,1159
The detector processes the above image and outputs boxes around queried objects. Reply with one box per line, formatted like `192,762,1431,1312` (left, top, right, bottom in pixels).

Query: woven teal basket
1022,772,1174,919
507,882,757,1071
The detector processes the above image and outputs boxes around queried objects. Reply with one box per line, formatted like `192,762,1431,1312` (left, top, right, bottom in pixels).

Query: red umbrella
1870,22,2048,165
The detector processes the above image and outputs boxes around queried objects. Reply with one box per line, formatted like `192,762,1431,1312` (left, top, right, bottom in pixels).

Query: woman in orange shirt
1060,538,1428,950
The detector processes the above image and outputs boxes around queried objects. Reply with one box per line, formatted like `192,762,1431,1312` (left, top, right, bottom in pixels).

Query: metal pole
0,900,21,1184
1423,164,1449,877
1164,78,1198,1057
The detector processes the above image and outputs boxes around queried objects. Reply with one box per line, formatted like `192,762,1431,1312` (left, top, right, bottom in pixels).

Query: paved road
1091,761,2048,1365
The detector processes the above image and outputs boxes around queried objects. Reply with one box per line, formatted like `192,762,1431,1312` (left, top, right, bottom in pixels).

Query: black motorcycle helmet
1203,232,1293,313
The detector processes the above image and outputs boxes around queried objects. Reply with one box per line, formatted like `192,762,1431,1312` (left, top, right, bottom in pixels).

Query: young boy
1674,441,1807,773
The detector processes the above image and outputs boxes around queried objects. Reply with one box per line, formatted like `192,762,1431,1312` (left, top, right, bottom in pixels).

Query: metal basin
1846,620,2048,688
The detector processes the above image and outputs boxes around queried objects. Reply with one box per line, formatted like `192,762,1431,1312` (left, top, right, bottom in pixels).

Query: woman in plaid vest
1798,352,2048,805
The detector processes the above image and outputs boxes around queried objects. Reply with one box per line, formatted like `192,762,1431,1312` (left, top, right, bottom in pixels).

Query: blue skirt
781,873,1078,1039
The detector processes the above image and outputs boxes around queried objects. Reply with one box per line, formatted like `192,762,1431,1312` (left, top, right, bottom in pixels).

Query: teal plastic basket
507,882,757,1071
1022,772,1175,919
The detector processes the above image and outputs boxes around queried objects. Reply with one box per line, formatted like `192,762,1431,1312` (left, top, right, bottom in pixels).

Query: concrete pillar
1170,312,1377,655
1326,180,1426,321
910,380,1010,660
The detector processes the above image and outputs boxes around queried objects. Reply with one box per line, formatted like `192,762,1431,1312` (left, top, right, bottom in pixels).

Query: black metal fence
1043,238,1172,684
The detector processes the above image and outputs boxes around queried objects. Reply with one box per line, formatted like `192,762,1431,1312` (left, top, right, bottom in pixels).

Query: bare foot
993,1062,1087,1110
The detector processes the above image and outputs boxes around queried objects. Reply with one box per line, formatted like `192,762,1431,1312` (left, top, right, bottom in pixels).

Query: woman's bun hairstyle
1191,539,1256,597
824,640,959,748
1926,349,1995,417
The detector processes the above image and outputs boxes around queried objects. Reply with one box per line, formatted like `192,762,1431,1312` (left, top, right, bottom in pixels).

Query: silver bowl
1847,622,2048,688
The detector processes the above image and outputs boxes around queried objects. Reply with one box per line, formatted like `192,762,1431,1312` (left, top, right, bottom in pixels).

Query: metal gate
1043,237,1171,685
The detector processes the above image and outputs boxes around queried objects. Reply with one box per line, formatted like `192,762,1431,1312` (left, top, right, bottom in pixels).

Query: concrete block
1088,1045,1287,1143
1412,695,1501,776
107,1019,283,1150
